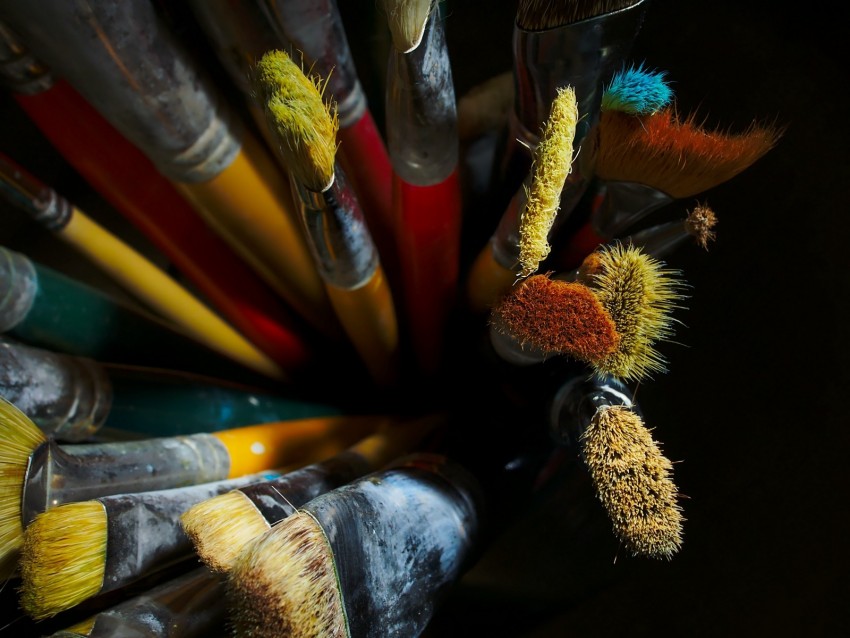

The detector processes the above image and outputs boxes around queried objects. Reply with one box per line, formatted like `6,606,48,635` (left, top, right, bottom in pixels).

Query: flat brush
180,414,441,574
253,49,401,387
0,337,345,442
0,395,385,578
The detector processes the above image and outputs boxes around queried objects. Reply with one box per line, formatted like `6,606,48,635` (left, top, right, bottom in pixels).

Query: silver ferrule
292,167,379,289
0,337,112,442
257,0,366,126
548,374,637,448
0,152,72,230
488,318,550,367
21,433,231,526
385,8,458,185
490,181,528,271
593,180,674,237
626,219,691,259
0,20,54,94
0,0,242,183
0,246,37,332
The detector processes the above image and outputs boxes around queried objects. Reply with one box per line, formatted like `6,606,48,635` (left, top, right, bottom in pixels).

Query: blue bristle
601,62,674,115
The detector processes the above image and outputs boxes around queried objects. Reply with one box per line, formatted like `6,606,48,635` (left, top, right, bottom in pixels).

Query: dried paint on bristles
180,490,271,574
518,86,578,277
685,202,718,250
581,405,683,559
597,108,783,198
0,397,46,578
228,511,347,638
580,242,686,382
19,501,107,619
381,0,433,52
491,274,619,362
601,62,673,115
516,0,643,30
254,50,338,192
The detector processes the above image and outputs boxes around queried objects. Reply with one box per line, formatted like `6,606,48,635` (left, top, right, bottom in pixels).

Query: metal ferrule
0,246,37,332
257,0,366,127
490,184,527,271
20,434,231,526
0,338,112,442
0,152,72,230
548,374,638,448
488,318,550,367
0,21,54,94
385,8,458,185
292,167,379,289
626,219,690,259
304,453,482,638
593,180,674,237
0,0,242,183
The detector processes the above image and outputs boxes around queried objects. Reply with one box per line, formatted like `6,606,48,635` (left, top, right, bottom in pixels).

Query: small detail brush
622,201,718,257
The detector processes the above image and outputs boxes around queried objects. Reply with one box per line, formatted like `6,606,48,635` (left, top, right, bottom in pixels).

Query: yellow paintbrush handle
465,242,519,314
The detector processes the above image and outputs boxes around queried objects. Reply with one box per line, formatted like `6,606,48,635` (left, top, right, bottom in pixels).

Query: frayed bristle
685,202,718,250
180,490,270,574
253,50,338,192
516,0,642,30
601,61,673,115
19,501,107,619
518,86,578,277
597,108,783,198
582,242,686,382
228,511,347,638
581,405,684,559
381,0,433,52
491,274,620,361
0,397,46,579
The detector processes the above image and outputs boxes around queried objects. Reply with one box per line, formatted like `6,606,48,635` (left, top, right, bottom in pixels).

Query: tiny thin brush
685,202,718,250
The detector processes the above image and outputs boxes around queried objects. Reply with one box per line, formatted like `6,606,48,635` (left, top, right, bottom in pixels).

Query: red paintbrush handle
394,169,463,376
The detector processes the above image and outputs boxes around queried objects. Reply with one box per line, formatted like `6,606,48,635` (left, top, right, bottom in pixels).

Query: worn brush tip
180,490,271,574
228,510,346,638
381,0,433,52
253,49,338,192
581,405,684,559
516,0,643,31
684,202,718,250
601,61,673,115
19,501,107,619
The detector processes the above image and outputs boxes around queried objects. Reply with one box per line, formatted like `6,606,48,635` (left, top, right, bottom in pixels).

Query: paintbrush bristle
381,0,433,52
180,490,271,574
516,0,642,31
19,501,107,619
601,62,673,115
578,242,686,382
685,202,718,250
581,405,684,559
597,108,783,198
0,397,47,578
518,86,578,277
491,274,620,362
254,50,338,192
228,510,346,638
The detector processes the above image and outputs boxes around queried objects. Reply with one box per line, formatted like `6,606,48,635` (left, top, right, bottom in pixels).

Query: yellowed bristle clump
228,511,347,638
580,242,685,382
254,50,338,192
518,86,578,278
19,500,107,619
685,202,718,250
0,397,47,578
581,405,683,559
381,0,433,52
180,490,271,574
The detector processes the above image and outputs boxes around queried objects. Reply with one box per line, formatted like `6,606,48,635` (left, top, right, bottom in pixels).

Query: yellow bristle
381,0,433,52
518,85,578,278
581,405,684,559
180,490,271,574
253,50,338,192
19,500,107,619
228,510,347,638
0,397,47,578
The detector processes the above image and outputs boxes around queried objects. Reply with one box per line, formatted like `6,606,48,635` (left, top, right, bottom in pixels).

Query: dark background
1,1,848,636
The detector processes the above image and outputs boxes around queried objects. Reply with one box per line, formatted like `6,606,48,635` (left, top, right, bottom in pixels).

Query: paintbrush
0,151,303,382
0,0,340,339
180,413,442,574
0,22,322,377
381,0,463,376
0,395,386,578
0,337,347,442
253,49,401,387
600,61,673,116
19,467,288,619
555,106,782,269
620,201,718,257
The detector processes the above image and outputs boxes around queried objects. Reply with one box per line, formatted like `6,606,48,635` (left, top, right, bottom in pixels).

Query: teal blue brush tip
601,62,673,115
